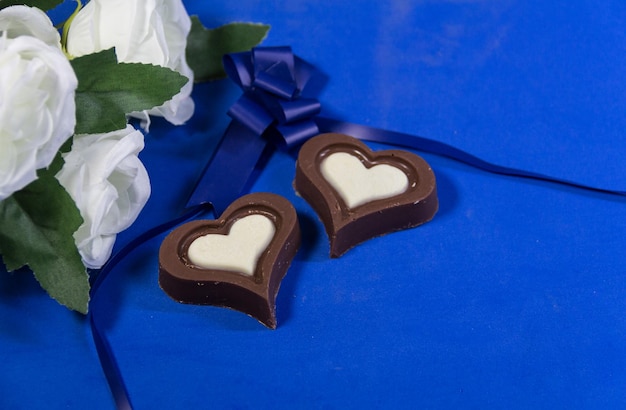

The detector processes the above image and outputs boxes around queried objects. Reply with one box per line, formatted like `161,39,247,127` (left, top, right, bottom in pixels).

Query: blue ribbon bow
224,46,322,148
186,46,325,214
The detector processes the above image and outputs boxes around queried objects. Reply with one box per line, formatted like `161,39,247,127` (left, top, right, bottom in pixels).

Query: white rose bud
0,6,77,201
56,125,151,269
66,0,195,128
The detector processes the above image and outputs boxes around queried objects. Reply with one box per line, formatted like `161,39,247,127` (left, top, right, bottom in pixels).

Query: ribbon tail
186,121,275,214
90,313,133,410
89,204,211,409
316,117,626,197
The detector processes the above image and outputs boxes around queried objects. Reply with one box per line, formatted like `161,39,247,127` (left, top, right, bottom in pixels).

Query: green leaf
0,168,89,313
70,48,189,134
187,18,270,82
0,0,62,11
47,139,72,176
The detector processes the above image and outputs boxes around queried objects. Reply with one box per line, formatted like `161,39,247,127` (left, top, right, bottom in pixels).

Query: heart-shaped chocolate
294,133,438,257
158,192,300,329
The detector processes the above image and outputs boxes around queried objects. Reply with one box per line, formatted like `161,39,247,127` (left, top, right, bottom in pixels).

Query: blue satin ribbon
88,204,212,409
90,45,626,410
188,46,625,214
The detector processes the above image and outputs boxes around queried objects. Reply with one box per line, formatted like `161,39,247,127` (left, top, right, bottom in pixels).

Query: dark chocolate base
158,193,301,329
294,133,438,257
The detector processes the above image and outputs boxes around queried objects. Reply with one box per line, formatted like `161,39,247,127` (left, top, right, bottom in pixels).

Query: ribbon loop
223,52,254,88
227,93,274,136
252,46,295,77
253,63,298,99
279,98,321,123
275,120,320,148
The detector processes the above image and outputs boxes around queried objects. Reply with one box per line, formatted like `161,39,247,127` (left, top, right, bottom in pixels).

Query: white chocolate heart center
320,152,409,209
187,214,275,276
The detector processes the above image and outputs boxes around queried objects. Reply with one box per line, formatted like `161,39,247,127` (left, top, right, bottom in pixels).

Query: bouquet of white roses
0,0,268,313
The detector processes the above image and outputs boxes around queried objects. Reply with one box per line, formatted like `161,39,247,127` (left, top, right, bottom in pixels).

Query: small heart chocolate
158,192,301,329
294,133,438,257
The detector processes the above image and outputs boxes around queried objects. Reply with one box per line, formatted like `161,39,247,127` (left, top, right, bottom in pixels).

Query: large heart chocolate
294,133,438,257
158,192,301,329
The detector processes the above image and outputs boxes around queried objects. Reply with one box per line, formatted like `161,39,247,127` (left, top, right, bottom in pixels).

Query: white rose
0,6,77,201
56,125,151,269
0,5,62,48
66,0,194,128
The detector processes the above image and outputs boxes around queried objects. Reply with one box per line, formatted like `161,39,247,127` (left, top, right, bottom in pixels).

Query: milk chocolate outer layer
294,133,438,257
158,193,301,329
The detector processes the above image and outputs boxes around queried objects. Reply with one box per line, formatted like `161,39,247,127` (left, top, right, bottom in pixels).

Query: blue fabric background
2,0,626,408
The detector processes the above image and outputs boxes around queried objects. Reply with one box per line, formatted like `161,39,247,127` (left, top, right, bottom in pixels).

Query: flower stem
61,0,83,58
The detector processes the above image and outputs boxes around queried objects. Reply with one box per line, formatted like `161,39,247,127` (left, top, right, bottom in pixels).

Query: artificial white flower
0,5,62,48
66,0,195,128
0,6,77,201
56,125,151,269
